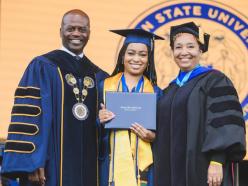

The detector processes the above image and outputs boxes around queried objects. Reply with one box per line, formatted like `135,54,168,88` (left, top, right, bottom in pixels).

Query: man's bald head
61,9,90,27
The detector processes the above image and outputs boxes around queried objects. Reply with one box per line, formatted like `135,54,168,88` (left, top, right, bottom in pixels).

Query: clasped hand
99,103,155,142
207,163,223,186
28,168,45,185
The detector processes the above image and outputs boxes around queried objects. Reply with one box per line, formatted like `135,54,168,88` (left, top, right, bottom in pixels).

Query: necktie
74,55,81,61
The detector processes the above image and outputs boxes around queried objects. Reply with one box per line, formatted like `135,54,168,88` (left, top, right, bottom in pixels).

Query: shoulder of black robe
196,70,246,161
43,50,109,80
153,85,163,100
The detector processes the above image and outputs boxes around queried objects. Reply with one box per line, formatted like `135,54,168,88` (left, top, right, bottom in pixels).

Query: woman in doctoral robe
154,22,246,186
98,29,163,186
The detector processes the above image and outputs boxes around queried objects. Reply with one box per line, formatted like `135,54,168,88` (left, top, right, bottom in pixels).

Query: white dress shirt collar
60,46,84,58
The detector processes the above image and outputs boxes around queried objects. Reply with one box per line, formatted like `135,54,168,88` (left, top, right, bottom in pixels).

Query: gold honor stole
103,73,154,186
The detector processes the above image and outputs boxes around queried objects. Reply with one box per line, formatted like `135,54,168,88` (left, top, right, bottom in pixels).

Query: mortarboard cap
170,22,210,53
110,29,164,47
110,28,164,85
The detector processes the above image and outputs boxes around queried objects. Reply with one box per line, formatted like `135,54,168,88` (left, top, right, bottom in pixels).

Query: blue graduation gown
1,50,108,186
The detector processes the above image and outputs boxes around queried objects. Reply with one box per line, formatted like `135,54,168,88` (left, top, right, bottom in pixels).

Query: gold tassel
198,26,205,45
137,174,141,186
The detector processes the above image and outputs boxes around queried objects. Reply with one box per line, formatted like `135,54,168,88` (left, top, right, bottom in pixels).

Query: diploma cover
105,91,156,130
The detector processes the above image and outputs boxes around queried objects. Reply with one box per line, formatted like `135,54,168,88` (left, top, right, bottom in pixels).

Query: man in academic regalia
1,9,108,186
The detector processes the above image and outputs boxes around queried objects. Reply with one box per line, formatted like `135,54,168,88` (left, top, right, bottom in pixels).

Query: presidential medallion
72,103,89,120
66,74,92,120
65,73,77,86
84,76,95,88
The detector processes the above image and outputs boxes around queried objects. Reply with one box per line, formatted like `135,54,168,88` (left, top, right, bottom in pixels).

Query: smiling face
123,43,149,76
60,13,90,55
173,33,202,72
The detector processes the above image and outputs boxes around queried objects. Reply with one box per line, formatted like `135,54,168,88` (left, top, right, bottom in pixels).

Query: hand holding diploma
130,122,155,142
99,103,115,124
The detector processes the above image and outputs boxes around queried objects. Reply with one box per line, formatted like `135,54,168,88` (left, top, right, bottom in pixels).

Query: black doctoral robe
154,70,246,186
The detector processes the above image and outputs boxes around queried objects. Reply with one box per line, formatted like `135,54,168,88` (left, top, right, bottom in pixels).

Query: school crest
116,0,248,158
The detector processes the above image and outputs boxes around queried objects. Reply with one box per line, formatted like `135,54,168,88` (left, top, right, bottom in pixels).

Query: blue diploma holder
105,91,156,130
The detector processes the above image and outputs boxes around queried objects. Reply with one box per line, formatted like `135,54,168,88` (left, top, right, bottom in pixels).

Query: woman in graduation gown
154,22,246,186
98,29,163,186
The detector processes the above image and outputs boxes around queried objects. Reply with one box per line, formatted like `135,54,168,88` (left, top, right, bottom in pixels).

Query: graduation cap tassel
198,26,205,45
150,38,157,85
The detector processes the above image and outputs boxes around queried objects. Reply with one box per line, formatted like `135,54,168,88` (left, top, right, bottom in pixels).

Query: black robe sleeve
202,71,246,162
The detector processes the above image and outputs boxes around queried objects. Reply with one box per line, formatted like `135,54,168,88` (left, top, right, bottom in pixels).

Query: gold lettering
193,6,202,16
234,21,245,31
141,21,154,31
240,29,248,40
218,12,230,24
182,6,191,16
174,7,184,17
163,9,172,19
155,13,166,23
228,17,235,26
208,8,218,19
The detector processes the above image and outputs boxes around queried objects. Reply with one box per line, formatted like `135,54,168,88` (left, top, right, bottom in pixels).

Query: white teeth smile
180,58,190,62
71,40,81,44
130,64,141,68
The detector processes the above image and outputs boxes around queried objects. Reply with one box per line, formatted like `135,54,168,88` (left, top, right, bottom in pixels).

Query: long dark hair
111,43,157,85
